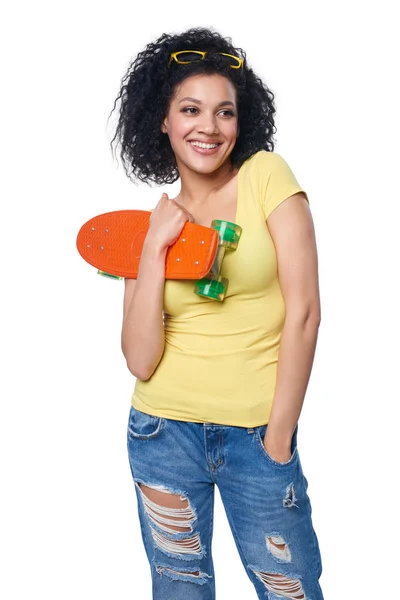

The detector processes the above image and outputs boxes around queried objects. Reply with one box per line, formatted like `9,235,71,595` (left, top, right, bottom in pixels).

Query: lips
188,140,221,147
188,139,221,142
188,141,221,155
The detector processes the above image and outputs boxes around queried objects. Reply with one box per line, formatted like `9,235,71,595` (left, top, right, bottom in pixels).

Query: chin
188,151,231,172
190,161,223,174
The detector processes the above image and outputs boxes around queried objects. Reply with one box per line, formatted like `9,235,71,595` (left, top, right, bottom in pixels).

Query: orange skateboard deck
76,210,219,279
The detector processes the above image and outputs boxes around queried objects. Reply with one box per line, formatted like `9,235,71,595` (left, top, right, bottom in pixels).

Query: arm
121,193,196,380
121,238,167,381
263,192,321,460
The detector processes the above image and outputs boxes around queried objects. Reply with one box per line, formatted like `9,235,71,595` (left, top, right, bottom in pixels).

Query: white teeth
190,141,219,149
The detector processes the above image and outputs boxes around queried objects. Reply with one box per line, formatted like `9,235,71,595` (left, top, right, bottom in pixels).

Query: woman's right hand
147,193,195,250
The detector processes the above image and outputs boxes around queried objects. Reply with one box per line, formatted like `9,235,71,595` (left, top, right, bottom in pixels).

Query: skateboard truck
194,220,242,301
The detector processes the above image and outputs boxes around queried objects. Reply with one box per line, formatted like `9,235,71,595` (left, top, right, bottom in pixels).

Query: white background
1,1,399,598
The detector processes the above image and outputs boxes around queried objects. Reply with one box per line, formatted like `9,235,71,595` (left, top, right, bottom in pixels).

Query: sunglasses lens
219,54,241,68
176,51,204,63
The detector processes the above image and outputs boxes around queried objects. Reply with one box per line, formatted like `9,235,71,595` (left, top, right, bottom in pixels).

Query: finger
180,205,193,217
154,192,168,209
179,208,193,222
184,209,195,223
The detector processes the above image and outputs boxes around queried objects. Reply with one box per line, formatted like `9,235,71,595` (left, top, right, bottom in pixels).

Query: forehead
172,74,237,104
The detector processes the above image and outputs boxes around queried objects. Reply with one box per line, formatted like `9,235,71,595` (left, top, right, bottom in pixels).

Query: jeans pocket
255,423,299,468
127,405,165,440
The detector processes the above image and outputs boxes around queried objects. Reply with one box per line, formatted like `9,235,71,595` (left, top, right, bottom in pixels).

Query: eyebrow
179,97,235,108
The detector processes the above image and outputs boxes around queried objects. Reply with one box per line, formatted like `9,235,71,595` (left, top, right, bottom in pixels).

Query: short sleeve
254,151,309,219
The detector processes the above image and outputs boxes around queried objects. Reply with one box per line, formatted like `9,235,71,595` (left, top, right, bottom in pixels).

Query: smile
189,141,220,150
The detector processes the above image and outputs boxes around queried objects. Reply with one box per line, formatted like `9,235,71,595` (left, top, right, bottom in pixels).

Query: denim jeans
127,405,324,599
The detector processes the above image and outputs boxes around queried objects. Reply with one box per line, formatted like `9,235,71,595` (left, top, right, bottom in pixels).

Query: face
161,73,239,175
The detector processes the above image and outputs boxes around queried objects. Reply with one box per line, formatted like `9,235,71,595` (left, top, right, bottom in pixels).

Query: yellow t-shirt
131,150,309,427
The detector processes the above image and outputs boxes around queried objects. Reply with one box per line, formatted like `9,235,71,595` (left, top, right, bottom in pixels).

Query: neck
176,159,237,206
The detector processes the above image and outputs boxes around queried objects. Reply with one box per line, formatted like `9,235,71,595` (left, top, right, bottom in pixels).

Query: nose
197,112,220,135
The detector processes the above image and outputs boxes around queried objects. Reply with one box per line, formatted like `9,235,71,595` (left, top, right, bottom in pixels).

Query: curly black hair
109,27,277,185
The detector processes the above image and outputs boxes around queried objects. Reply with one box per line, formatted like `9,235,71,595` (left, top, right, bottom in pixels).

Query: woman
112,26,323,600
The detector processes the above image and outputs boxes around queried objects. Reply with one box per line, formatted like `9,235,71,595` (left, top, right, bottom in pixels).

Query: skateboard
76,210,242,301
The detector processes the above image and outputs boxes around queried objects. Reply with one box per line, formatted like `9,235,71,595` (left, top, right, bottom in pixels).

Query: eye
181,107,236,117
182,107,198,114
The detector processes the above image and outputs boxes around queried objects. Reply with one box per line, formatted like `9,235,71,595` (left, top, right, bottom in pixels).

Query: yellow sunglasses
168,50,244,70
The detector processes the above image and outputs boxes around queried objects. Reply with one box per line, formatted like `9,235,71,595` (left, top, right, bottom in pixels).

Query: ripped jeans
126,405,324,600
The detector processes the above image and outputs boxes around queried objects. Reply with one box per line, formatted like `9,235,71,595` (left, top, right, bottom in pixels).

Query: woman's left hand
262,431,292,464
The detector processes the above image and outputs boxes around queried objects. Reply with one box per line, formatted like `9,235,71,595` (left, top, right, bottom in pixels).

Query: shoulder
240,151,300,193
241,150,308,218
242,150,292,175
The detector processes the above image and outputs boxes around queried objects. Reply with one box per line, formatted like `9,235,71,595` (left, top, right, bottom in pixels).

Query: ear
161,118,168,134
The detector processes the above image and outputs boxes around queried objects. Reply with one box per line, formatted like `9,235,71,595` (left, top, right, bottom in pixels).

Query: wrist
265,422,295,446
143,235,169,256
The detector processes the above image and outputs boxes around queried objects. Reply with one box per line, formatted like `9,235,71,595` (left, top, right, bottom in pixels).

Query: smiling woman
110,27,275,184
109,26,324,600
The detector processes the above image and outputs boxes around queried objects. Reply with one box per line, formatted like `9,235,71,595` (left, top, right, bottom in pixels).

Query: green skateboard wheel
97,270,123,280
194,275,229,302
211,220,242,249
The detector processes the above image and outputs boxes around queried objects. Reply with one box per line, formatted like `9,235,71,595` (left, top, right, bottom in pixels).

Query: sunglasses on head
168,50,244,70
